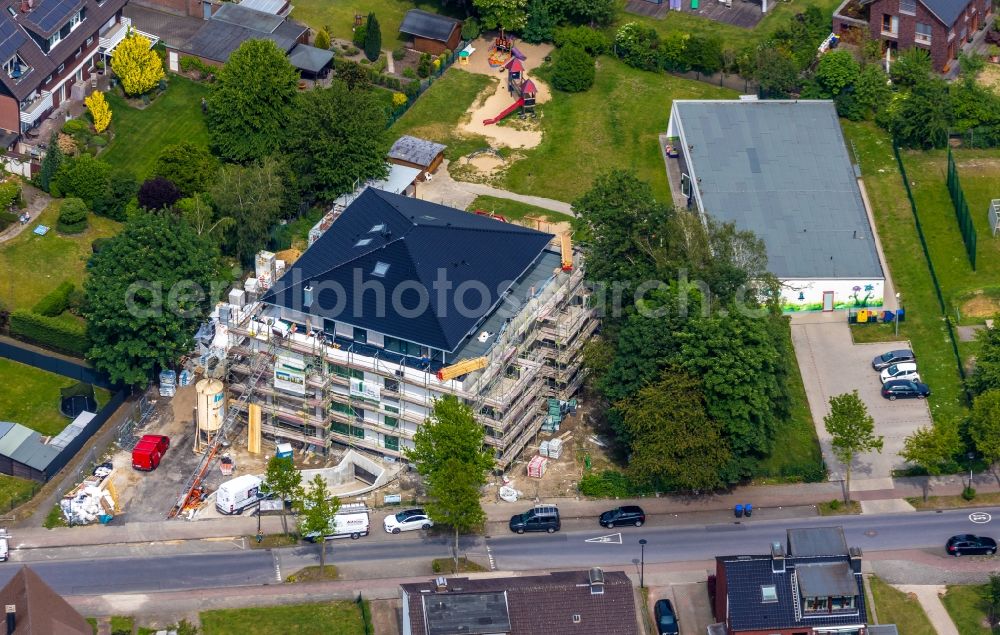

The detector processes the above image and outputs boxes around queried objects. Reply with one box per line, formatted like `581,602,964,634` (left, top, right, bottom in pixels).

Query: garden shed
398,9,462,55
288,43,333,78
666,99,885,312
388,135,446,179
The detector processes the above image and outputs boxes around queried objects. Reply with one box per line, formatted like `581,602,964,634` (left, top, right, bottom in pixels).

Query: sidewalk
894,585,960,635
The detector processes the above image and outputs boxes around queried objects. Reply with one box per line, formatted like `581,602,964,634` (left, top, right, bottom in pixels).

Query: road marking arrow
585,533,622,544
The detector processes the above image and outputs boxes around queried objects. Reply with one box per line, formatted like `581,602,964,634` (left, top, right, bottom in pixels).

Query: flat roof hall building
667,100,885,312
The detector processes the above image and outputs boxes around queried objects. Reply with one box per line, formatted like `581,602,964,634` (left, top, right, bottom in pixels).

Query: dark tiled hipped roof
398,9,460,42
261,189,554,353
0,566,92,634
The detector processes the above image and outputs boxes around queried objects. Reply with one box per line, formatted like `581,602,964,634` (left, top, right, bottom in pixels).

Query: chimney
5,604,14,635
770,541,785,574
849,546,863,574
303,284,314,309
434,576,447,592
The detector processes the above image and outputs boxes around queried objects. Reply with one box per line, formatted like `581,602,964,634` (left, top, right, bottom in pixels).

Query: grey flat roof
422,591,511,635
672,100,883,280
787,527,849,557
399,9,460,42
796,562,858,597
212,3,283,33
389,135,446,167
0,425,37,456
869,625,900,635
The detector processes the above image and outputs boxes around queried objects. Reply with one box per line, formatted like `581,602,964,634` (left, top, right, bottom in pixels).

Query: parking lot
791,312,932,490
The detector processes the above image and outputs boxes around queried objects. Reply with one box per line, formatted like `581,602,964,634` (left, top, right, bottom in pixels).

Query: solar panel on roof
0,19,27,65
27,0,82,34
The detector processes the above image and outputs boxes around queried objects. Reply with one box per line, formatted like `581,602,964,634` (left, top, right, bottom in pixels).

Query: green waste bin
691,0,699,8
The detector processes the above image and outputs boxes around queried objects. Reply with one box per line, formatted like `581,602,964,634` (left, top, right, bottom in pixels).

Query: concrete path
860,498,915,514
418,159,573,216
0,185,50,244
893,585,959,635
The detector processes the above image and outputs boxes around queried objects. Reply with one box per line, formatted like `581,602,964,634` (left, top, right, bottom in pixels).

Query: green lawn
869,576,936,635
840,121,967,425
468,195,573,224
0,358,107,436
388,68,493,160
102,76,210,179
199,601,368,635
624,0,842,53
0,201,121,311
754,317,824,482
501,57,735,203
291,0,460,45
941,584,994,635
0,474,38,511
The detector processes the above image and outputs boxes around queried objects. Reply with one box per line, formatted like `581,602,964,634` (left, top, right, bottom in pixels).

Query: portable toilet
276,443,293,459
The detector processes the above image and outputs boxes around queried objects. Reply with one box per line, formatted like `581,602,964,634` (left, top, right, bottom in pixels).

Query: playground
458,35,553,150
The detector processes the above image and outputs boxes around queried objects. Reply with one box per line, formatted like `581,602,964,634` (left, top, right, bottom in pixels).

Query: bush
57,197,89,234
91,236,111,254
461,17,480,41
403,78,421,98
9,310,89,357
352,24,367,48
138,176,181,210
392,92,408,108
313,28,331,51
402,68,417,79
32,281,75,317
827,498,842,511
179,55,213,79
392,46,406,61
963,486,977,501
417,53,432,78
554,26,610,56
52,154,111,208
0,179,20,210
552,44,595,92
578,470,650,497
614,22,660,71
0,210,16,233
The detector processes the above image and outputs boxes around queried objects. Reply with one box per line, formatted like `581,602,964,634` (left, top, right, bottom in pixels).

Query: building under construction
214,189,595,468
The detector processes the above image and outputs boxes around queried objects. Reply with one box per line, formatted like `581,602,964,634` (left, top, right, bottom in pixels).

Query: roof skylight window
355,238,373,247
372,262,390,277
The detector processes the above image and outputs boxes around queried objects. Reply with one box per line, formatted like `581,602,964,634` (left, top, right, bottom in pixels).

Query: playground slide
511,46,526,61
483,98,524,125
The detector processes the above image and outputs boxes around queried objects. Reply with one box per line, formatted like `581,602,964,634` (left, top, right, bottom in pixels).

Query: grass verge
102,76,210,180
467,195,573,224
290,0,456,45
942,584,993,635
502,57,735,203
44,504,67,529
431,556,487,574
0,201,121,311
388,68,494,160
869,576,936,635
906,490,1000,510
840,120,967,425
247,533,299,549
817,499,862,516
110,616,134,633
200,600,366,634
285,564,339,583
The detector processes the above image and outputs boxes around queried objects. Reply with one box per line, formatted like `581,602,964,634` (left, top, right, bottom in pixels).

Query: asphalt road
4,507,997,596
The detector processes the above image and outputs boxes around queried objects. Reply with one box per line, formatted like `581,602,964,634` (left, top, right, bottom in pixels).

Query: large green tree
824,391,883,502
297,474,340,573
753,46,799,98
154,142,218,197
263,455,303,535
407,396,492,567
52,154,111,208
616,368,731,491
286,82,389,202
970,324,1000,396
890,77,952,149
35,132,62,193
363,12,381,62
83,213,220,385
813,49,860,98
210,158,285,264
207,40,298,163
900,422,960,500
473,0,527,30
970,389,1000,474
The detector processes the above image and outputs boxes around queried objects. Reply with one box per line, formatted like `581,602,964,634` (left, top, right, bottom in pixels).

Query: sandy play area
458,37,554,149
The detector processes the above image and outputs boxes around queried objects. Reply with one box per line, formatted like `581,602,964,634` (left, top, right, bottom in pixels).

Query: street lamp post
895,293,900,337
968,451,976,489
639,539,647,589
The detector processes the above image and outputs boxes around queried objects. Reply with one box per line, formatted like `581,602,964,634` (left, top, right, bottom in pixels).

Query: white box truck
305,502,370,541
215,474,263,515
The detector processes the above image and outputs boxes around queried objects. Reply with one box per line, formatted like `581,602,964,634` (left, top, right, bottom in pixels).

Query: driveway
644,582,715,635
791,312,932,490
417,160,573,216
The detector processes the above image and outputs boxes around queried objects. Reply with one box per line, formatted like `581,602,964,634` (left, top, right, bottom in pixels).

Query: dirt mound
961,293,1000,319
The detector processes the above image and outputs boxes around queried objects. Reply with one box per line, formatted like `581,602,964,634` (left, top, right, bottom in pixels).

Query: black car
599,505,646,528
509,505,560,534
946,534,997,556
653,599,679,635
881,379,930,400
872,349,915,371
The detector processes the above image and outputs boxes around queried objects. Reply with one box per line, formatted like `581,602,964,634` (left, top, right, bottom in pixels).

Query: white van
0,529,10,561
215,475,263,515
305,502,371,541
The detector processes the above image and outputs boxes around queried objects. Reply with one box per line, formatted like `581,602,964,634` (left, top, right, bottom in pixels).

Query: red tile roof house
833,0,991,73
0,0,151,156
400,569,640,635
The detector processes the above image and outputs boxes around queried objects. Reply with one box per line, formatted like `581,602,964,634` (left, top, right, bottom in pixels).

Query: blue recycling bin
734,504,744,518
883,310,894,323
744,503,753,517
897,308,905,322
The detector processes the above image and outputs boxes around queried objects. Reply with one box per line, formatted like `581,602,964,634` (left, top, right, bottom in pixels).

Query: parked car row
873,349,930,400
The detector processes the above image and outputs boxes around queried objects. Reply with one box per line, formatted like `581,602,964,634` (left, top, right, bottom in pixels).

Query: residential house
834,0,991,72
0,0,141,146
713,526,893,635
216,188,591,467
399,9,462,56
0,565,92,634
400,569,639,635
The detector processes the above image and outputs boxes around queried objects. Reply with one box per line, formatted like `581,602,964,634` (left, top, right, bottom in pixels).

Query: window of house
899,0,915,14
804,596,829,612
915,22,932,43
761,585,778,603
4,55,25,79
331,401,353,415
383,378,399,393
372,262,390,277
384,336,422,357
882,14,898,34
352,406,365,420
830,595,855,610
355,238,372,247
370,223,385,233
383,399,400,414
354,328,367,344
385,435,399,451
56,63,64,73
383,415,398,428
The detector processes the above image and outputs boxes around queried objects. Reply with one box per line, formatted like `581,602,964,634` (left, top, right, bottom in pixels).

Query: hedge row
9,310,89,357
32,281,75,317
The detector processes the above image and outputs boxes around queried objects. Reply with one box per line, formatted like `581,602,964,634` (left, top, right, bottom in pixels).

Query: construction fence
946,148,977,271
891,141,969,397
